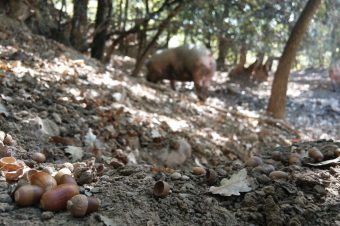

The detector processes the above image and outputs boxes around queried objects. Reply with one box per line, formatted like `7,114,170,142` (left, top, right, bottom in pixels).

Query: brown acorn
192,166,205,176
271,151,282,161
288,153,301,165
58,174,77,185
32,152,46,163
54,168,72,184
30,171,57,191
40,184,80,211
14,184,44,206
269,171,288,180
308,147,324,162
67,194,101,217
245,156,263,167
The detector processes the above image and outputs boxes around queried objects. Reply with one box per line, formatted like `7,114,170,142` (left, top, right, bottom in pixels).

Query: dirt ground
0,16,339,226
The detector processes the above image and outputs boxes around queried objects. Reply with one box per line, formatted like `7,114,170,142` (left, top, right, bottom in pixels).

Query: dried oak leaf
209,169,252,196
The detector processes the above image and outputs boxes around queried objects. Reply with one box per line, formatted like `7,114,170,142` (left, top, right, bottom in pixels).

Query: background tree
70,0,88,52
267,0,322,119
91,0,112,61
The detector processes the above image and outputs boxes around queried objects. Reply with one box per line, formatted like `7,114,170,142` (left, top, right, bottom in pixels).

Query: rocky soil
0,15,339,226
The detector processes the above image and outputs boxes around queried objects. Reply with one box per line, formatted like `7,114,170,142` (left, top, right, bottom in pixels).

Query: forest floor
0,16,339,226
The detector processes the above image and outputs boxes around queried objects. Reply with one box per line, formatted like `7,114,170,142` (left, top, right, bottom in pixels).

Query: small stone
313,185,326,195
0,203,14,212
90,187,101,193
171,172,182,180
256,175,271,184
181,175,190,180
52,113,62,124
0,131,5,141
0,194,12,203
41,211,54,220
263,186,275,195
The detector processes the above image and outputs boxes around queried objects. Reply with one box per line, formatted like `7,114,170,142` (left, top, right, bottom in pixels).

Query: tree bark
91,0,112,61
70,0,88,52
216,36,229,70
267,0,321,118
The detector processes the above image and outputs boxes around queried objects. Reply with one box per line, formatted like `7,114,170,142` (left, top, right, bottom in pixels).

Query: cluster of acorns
0,156,101,218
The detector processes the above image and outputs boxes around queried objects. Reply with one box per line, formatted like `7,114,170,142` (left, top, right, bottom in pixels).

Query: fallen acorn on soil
40,183,80,211
14,184,44,206
54,168,72,184
245,156,263,167
269,171,288,180
30,171,57,191
67,194,101,217
57,174,77,185
288,153,301,165
308,147,324,162
32,152,46,163
192,166,205,175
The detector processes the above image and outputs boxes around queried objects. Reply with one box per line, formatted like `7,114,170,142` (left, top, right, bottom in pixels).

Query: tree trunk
267,0,321,118
91,0,112,61
216,36,228,70
238,45,247,66
70,0,88,52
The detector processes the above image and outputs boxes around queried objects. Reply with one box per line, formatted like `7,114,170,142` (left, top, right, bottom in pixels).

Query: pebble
41,211,54,220
90,187,101,193
256,175,271,184
263,186,275,195
181,175,190,180
0,203,14,212
313,185,326,195
171,172,182,180
0,194,12,203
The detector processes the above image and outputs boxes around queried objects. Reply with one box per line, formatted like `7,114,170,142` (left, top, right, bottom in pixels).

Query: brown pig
329,59,340,92
146,45,216,101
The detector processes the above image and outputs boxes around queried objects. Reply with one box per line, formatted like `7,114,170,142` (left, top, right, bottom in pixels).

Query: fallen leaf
305,156,340,167
65,146,84,161
209,169,252,196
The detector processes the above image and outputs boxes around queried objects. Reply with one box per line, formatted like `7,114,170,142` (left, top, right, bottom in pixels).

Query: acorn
245,156,263,167
30,171,57,191
269,171,288,180
32,152,46,163
58,174,77,185
67,194,101,217
42,166,54,175
192,166,205,175
14,184,44,206
271,151,282,161
288,153,301,165
54,168,72,184
308,147,324,162
40,183,80,211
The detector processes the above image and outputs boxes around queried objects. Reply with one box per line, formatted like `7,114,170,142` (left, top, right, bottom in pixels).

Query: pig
146,45,216,101
329,59,340,92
